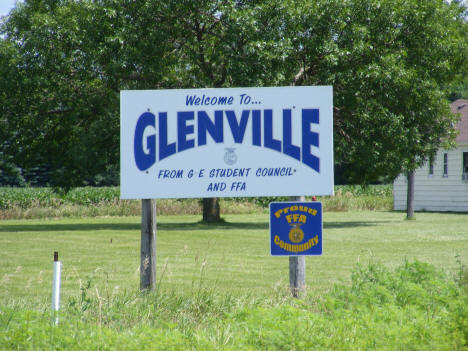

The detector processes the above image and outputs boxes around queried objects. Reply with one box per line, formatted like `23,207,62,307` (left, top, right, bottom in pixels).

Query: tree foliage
1,0,179,186
0,0,467,188
288,0,467,182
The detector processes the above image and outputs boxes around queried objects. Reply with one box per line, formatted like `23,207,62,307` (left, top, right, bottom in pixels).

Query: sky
0,0,22,17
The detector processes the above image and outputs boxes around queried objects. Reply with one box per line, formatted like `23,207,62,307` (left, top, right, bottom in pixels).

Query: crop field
0,185,393,220
1,210,467,349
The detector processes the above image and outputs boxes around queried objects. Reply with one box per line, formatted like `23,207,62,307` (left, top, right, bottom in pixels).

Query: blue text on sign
134,109,320,172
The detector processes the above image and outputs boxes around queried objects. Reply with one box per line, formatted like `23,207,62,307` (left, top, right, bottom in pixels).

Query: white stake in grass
51,251,61,325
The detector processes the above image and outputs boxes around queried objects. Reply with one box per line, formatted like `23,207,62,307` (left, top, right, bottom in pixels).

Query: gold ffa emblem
289,223,304,243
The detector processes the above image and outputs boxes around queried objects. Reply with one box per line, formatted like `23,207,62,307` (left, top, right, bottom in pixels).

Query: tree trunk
406,170,415,219
202,197,221,222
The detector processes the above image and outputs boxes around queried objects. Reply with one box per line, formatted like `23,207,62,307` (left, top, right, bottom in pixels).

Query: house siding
394,143,468,212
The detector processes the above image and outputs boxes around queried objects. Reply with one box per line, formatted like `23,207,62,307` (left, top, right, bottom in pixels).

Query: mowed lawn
1,211,467,302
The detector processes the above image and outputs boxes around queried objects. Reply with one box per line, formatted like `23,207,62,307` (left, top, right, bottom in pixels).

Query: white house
393,99,468,212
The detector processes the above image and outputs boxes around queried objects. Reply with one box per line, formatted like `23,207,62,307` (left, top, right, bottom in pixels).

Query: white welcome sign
120,86,333,199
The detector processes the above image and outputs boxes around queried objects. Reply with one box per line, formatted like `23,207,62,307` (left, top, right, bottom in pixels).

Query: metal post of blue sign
270,198,323,298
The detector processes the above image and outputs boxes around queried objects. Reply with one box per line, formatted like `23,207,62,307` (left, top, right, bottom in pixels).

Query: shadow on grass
0,222,142,232
0,220,385,232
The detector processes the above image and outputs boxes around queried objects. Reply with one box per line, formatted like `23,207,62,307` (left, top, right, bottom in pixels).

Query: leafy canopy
0,0,466,186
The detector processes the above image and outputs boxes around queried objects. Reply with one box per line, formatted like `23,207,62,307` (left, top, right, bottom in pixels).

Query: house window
463,152,468,180
443,153,448,177
428,157,434,176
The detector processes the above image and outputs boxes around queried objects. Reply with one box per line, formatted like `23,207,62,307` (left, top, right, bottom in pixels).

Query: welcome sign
120,86,333,199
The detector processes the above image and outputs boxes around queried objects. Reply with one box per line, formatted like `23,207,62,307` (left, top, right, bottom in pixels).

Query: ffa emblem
224,148,237,165
289,223,304,243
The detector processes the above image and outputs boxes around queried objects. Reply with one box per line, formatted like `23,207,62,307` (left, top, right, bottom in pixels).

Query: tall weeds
1,260,466,350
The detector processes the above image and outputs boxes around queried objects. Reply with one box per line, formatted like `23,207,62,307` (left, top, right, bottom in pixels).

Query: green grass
1,211,467,301
1,211,467,349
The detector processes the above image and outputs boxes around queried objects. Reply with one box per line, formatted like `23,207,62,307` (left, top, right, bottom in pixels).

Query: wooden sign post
289,255,306,297
289,196,305,297
140,199,156,291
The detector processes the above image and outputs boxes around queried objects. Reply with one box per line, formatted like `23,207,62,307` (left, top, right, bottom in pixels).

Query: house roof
452,99,468,142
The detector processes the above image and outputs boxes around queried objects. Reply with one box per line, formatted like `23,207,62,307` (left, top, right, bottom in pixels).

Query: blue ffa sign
121,86,333,199
270,202,322,256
